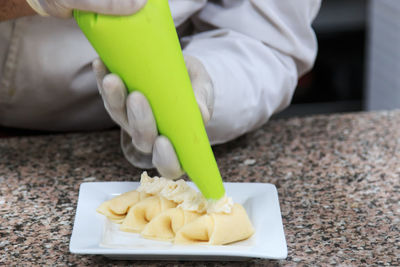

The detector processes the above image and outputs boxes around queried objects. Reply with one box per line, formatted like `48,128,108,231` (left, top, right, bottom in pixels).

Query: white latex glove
93,55,214,179
26,0,147,18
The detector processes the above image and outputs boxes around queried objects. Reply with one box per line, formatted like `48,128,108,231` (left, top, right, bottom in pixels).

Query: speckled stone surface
1,111,399,266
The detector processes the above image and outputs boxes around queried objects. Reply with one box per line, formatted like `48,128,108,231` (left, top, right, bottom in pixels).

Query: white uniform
0,0,320,144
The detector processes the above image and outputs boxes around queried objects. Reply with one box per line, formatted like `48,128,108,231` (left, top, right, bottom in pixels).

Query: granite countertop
0,111,399,266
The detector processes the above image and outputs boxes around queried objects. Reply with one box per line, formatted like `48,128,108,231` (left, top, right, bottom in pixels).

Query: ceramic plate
70,181,287,260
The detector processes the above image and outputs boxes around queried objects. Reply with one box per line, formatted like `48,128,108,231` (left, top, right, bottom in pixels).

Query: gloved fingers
92,58,109,96
93,58,130,131
184,55,214,125
126,91,158,154
58,0,147,15
194,85,213,124
101,73,130,132
121,130,153,169
152,136,184,179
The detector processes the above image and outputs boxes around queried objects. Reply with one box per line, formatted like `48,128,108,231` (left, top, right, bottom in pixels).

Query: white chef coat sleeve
182,0,321,144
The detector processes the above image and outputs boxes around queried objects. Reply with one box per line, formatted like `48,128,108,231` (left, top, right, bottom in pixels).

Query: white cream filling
137,172,233,214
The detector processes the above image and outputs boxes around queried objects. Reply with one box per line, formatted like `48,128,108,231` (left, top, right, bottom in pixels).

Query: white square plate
70,182,287,261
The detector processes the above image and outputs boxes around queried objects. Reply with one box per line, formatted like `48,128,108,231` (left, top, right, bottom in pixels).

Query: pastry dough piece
120,196,177,233
141,208,202,241
175,204,254,245
96,204,125,222
96,190,150,222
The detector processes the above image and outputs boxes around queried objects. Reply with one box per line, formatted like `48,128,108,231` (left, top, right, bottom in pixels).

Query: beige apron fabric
0,16,113,131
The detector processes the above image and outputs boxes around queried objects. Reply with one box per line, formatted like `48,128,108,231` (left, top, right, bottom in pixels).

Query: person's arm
0,0,35,21
182,0,321,144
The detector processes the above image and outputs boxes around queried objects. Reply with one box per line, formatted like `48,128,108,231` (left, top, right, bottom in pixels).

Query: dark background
276,0,367,118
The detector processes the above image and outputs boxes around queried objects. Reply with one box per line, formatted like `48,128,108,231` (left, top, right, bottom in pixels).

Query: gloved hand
26,0,147,18
93,55,214,179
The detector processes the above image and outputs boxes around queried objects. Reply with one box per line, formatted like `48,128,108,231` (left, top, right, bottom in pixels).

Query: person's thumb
184,55,214,125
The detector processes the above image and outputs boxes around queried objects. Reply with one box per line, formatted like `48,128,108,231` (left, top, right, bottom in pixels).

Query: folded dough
141,208,203,241
96,174,255,245
175,204,254,245
120,196,177,233
96,190,150,223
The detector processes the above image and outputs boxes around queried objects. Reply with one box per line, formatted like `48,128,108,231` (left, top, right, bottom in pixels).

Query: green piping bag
74,0,225,200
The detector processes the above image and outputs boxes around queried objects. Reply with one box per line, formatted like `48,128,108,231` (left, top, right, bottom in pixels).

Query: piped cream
137,172,233,214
